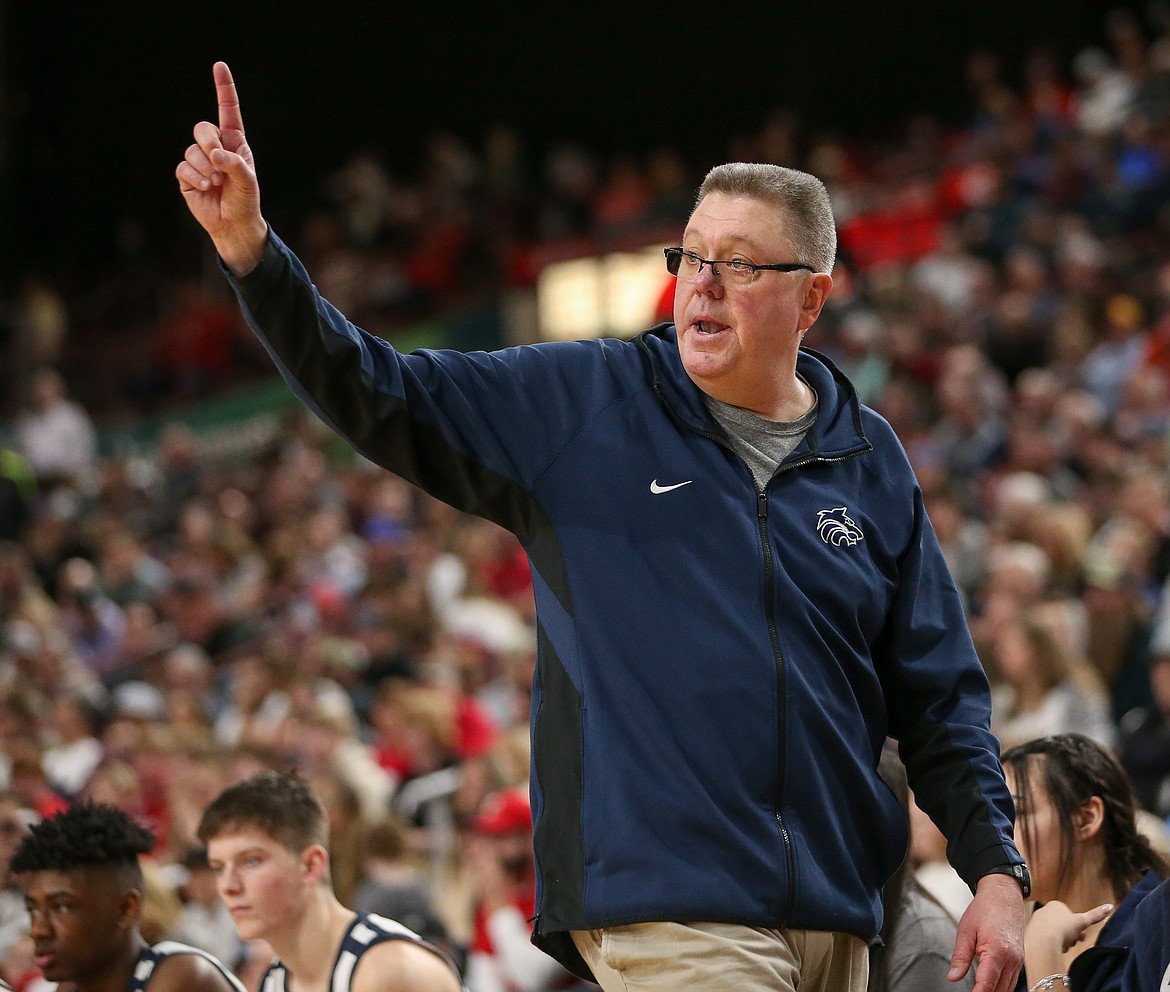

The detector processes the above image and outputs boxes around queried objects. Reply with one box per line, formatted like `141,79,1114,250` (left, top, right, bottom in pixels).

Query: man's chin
38,962,66,982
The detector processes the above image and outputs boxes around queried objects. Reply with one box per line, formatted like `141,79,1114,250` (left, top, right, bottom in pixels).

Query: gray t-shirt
703,381,818,488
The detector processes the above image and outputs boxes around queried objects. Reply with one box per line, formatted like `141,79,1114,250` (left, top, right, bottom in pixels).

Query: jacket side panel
529,618,589,978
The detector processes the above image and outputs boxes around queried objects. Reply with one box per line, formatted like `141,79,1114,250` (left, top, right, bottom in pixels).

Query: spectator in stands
41,689,105,799
12,368,96,492
3,277,68,422
170,845,244,972
908,784,974,926
151,278,243,404
1003,734,1168,991
352,814,439,933
1118,647,1170,822
989,612,1116,752
0,543,58,641
54,557,125,680
1080,518,1158,723
1080,295,1148,418
463,789,576,992
97,528,170,609
0,792,31,975
869,745,974,992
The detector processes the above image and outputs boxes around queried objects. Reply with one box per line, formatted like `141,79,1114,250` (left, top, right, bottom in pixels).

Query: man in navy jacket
177,62,1027,992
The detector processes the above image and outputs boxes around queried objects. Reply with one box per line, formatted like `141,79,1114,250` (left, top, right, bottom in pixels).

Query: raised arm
176,61,269,275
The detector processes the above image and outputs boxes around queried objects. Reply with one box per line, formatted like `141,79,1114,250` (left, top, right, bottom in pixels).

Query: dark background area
0,0,1152,291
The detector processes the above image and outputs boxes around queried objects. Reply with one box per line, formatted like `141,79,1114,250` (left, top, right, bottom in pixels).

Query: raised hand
176,62,268,275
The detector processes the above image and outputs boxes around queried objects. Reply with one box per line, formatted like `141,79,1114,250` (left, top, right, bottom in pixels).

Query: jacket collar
636,323,872,461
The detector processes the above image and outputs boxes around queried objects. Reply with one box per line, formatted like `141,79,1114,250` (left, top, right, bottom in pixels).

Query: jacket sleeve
875,470,1024,889
224,230,607,537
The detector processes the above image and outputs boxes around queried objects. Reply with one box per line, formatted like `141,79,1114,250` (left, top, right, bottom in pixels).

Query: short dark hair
10,802,153,886
197,770,328,853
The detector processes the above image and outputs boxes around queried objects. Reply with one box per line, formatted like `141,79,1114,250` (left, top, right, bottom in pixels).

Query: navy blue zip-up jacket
227,231,1023,980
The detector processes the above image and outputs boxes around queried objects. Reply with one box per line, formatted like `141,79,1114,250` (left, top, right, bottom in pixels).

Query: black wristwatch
981,862,1031,899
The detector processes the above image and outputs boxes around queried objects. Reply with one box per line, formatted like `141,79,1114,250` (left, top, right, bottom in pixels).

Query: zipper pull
757,490,768,519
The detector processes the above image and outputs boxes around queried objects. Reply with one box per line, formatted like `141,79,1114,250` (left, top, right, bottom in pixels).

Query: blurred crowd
5,6,1170,992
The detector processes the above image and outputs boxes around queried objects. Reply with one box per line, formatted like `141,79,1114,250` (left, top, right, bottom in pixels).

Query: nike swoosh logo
650,479,693,494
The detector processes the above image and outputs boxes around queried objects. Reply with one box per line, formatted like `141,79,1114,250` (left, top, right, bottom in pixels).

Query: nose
217,866,242,897
692,259,723,296
28,908,51,939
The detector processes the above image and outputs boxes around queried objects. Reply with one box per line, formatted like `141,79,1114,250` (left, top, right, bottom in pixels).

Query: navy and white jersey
128,940,247,992
259,913,463,992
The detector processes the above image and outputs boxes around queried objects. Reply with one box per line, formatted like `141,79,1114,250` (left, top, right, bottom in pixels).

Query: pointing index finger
213,61,245,136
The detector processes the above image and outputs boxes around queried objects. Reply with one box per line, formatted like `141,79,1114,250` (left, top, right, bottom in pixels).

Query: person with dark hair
11,802,246,992
1001,734,1170,991
196,770,463,992
177,64,1029,992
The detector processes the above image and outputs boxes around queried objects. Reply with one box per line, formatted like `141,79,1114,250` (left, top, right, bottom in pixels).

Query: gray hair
695,163,837,275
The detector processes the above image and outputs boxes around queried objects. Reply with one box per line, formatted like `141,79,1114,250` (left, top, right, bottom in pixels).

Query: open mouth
695,320,729,335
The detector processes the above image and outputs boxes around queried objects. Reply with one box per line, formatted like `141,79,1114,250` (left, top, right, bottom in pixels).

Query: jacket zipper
649,376,871,924
764,448,869,925
756,485,796,925
663,423,803,924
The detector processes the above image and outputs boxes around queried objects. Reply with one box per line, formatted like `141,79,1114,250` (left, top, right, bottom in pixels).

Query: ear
1076,795,1106,841
119,888,143,932
798,273,834,333
301,844,330,887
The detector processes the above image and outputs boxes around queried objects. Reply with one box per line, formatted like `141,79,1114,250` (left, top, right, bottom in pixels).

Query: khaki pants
571,922,868,992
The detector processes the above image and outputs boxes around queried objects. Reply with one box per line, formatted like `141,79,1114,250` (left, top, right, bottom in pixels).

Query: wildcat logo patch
817,507,864,547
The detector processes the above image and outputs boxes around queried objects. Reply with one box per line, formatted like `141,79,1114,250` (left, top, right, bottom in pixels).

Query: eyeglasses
664,247,815,287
